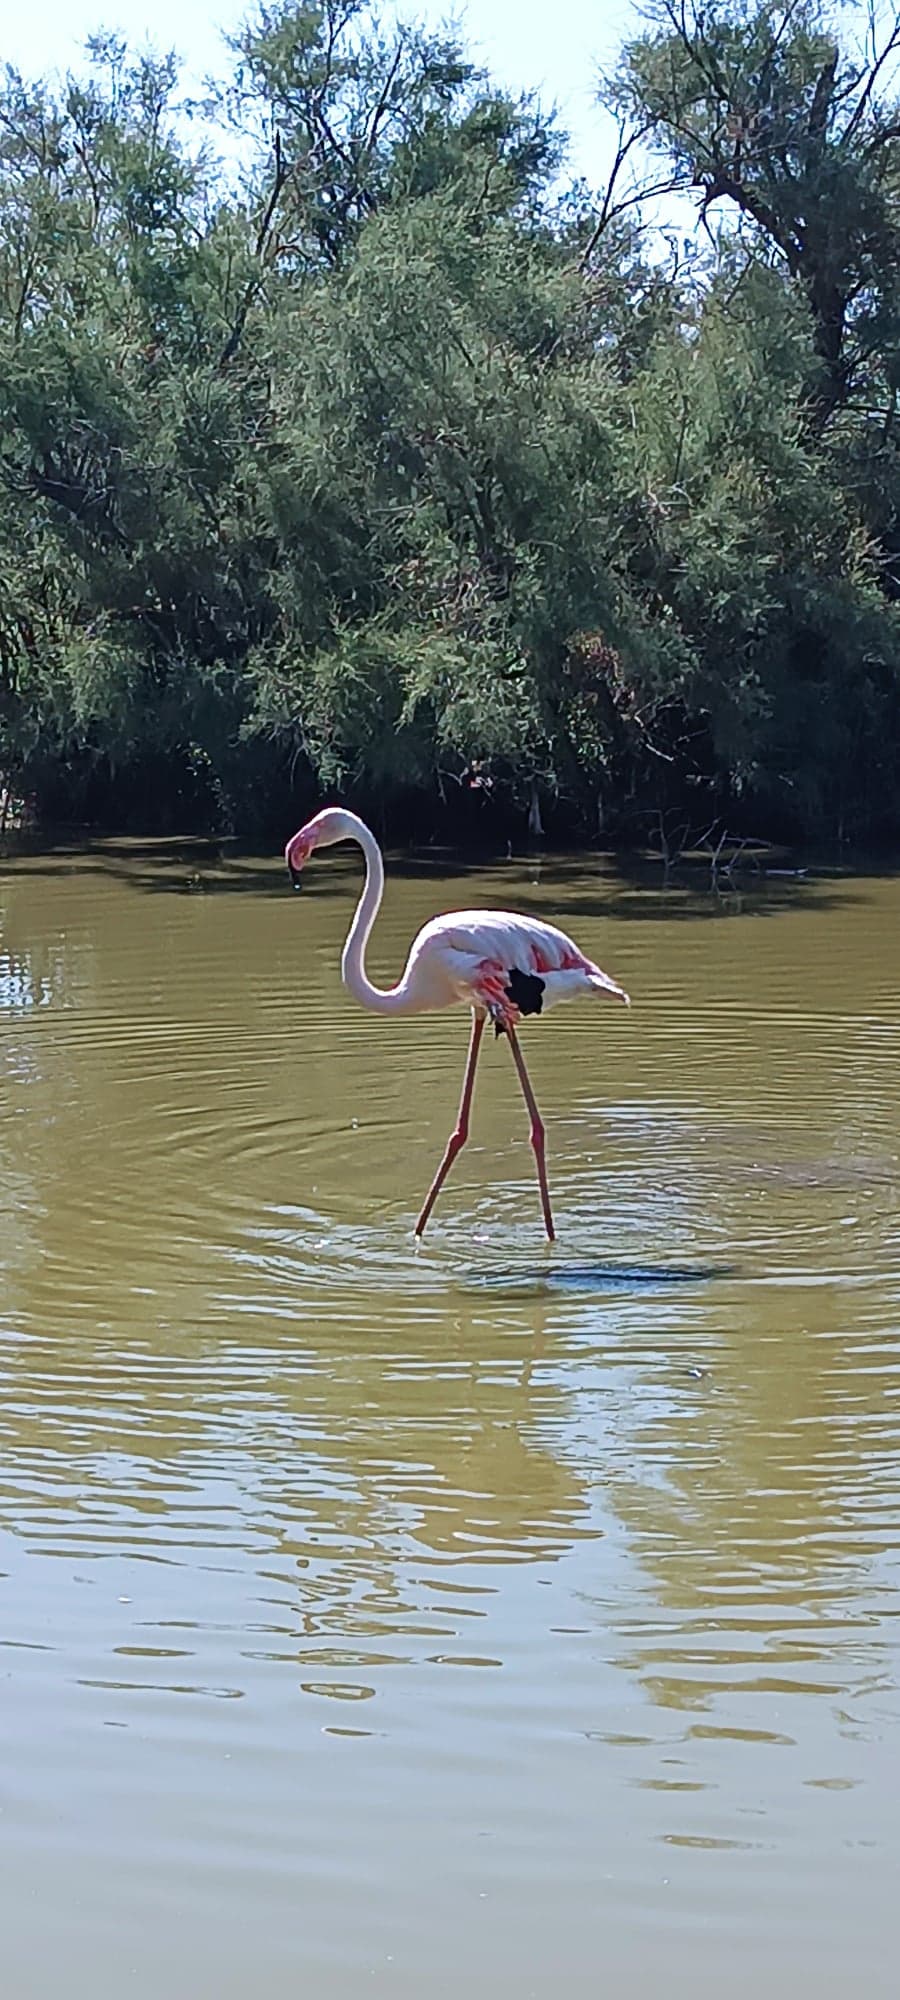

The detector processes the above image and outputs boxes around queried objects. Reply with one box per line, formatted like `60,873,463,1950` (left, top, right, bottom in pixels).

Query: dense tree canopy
1,0,899,844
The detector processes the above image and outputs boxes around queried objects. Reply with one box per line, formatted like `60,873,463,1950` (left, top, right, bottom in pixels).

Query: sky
3,0,644,189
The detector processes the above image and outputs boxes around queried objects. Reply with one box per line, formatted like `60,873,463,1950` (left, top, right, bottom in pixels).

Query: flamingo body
284,807,629,1239
389,907,628,1025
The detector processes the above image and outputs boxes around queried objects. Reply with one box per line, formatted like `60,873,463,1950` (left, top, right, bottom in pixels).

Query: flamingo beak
285,834,312,890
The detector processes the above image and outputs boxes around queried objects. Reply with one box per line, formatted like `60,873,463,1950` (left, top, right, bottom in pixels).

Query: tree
1,2,900,846
602,0,900,431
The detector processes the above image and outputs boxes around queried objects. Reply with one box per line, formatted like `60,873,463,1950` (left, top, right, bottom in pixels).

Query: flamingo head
284,807,352,888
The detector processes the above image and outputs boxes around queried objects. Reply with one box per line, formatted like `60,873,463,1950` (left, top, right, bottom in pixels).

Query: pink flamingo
285,808,630,1241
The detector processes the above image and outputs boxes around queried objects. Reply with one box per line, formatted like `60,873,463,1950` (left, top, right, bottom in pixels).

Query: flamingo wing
412,910,628,1020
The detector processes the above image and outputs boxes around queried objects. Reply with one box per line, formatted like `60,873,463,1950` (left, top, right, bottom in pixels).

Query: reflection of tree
264,1336,594,1649
1,872,75,1018
597,1265,899,1715
0,1293,593,1649
1,871,97,1301
1,885,62,1297
0,950,50,1014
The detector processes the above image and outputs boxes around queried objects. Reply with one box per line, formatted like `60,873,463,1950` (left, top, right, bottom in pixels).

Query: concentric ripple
0,839,899,1998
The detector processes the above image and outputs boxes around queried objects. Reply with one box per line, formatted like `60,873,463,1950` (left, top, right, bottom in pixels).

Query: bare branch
362,37,405,161
808,51,838,146
255,128,288,256
842,9,900,146
219,132,289,368
579,118,651,268
758,0,809,95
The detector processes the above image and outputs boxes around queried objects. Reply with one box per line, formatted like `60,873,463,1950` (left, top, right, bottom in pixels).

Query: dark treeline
1,0,899,847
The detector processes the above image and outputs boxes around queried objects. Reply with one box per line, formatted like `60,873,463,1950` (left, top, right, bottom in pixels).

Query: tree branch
579,118,653,268
219,133,289,368
842,10,900,146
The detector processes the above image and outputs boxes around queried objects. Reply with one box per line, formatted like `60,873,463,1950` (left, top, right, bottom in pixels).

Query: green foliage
613,0,900,428
1,0,899,844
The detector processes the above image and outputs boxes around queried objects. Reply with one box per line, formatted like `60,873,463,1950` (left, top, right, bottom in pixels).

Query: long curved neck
339,816,417,1015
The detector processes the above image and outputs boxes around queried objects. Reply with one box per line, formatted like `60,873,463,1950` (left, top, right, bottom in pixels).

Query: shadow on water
460,1260,734,1298
0,831,866,920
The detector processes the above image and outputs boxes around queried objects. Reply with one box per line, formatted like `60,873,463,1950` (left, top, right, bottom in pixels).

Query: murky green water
1,836,898,1997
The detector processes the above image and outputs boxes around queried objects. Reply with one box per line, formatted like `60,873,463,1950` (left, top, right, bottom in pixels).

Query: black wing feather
504,966,545,1015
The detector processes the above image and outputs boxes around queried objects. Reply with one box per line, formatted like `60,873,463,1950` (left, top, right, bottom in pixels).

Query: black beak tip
287,863,303,892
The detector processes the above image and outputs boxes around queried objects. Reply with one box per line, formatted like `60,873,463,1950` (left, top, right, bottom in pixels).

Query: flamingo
285,808,630,1241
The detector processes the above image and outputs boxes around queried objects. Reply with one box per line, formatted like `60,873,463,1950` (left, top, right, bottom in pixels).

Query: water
1,837,898,1997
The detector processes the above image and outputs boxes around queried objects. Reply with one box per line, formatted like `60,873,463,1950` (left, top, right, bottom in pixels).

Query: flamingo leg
504,1024,556,1242
414,1010,486,1238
